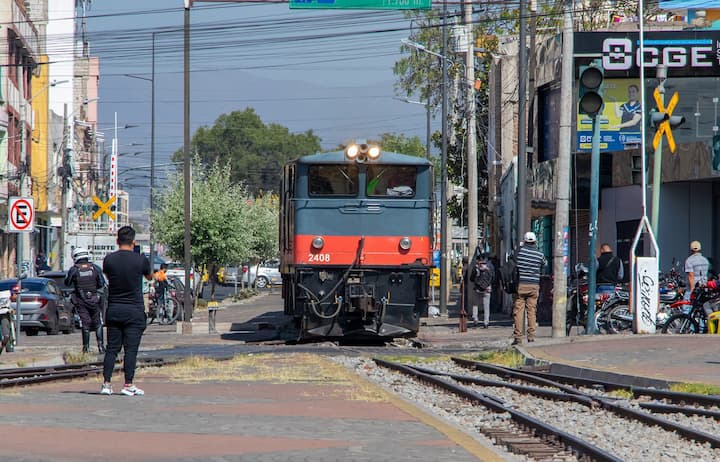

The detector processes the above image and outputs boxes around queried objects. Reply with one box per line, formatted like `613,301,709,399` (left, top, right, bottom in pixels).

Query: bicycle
148,282,180,326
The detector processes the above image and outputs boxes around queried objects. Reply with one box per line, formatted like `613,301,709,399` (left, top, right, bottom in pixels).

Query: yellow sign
93,195,116,220
652,88,680,154
430,267,440,288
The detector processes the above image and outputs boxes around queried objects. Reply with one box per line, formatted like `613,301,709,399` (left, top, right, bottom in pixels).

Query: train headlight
367,146,381,159
399,237,412,250
345,144,359,160
312,236,325,249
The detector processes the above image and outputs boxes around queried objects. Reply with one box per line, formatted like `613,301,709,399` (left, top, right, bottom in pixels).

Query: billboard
577,78,642,152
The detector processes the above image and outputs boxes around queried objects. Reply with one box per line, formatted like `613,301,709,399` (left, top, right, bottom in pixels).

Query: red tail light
22,296,49,307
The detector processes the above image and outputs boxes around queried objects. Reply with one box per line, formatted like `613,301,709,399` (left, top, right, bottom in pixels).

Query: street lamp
400,37,451,316
124,32,156,269
394,97,431,159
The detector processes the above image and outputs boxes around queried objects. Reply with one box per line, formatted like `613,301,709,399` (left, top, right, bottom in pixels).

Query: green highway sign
290,0,431,9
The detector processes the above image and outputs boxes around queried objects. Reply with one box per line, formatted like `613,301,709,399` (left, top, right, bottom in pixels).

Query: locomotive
279,141,434,340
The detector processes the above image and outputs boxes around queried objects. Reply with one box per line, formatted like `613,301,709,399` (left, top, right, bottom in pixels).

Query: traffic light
578,60,604,117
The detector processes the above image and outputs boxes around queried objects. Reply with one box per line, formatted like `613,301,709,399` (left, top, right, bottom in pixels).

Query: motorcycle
661,279,720,334
566,264,623,334
0,289,15,354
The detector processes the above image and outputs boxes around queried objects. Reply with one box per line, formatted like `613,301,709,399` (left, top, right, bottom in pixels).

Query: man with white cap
685,240,709,297
512,232,546,345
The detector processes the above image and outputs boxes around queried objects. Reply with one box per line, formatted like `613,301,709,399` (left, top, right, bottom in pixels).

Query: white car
166,263,196,291
244,260,281,288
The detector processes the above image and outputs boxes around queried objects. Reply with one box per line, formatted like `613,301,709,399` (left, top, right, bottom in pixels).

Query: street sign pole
586,115,601,335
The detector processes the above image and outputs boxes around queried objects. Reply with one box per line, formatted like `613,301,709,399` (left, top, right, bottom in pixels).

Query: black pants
102,304,146,384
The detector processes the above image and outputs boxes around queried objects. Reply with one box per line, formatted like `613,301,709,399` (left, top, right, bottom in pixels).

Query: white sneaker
121,385,144,396
100,384,113,395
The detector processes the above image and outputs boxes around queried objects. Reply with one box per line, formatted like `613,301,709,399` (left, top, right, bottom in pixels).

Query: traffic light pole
586,114,601,335
650,83,664,236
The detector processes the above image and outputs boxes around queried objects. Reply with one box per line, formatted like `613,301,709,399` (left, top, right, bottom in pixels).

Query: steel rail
451,358,720,448
374,358,623,462
639,402,720,419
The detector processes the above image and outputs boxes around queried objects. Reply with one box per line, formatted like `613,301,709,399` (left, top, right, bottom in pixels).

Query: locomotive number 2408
308,253,331,263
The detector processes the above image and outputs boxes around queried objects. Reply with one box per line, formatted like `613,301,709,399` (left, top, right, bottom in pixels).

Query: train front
280,143,434,339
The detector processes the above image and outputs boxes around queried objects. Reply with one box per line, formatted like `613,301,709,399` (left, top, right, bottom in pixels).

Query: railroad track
371,357,720,461
0,358,170,389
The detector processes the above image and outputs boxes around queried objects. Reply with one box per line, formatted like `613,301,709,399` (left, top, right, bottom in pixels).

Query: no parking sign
8,197,34,232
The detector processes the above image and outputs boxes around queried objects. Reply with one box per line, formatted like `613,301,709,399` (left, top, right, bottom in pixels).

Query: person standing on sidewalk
685,240,710,298
470,253,493,328
100,226,154,396
512,232,546,345
65,248,105,353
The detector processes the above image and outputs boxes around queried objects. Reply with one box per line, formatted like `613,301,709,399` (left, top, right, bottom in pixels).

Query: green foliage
377,133,427,158
171,108,321,194
152,159,278,274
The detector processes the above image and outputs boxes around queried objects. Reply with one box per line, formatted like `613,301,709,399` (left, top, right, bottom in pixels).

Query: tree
153,159,265,302
377,133,427,157
171,108,321,195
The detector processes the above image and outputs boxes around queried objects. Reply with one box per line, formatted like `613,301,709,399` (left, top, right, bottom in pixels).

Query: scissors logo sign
652,88,680,154
93,195,116,221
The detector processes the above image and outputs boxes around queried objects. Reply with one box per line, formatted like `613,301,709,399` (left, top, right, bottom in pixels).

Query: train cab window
308,164,358,196
366,165,416,197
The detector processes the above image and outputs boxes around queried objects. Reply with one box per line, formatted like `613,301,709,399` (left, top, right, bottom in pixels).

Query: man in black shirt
100,226,154,396
596,243,624,284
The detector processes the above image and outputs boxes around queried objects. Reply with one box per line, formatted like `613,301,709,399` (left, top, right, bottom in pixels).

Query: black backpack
500,255,519,294
472,261,493,292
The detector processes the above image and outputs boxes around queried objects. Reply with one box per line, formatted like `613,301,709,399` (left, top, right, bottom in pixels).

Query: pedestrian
65,248,105,353
470,253,493,328
100,225,154,396
459,256,469,314
596,243,624,284
685,240,710,297
512,232,546,345
35,252,50,275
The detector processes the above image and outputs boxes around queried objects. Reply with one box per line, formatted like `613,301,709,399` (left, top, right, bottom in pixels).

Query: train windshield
366,165,416,198
308,164,359,196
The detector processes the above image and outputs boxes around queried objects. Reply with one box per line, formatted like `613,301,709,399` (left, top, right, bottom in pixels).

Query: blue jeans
102,304,146,384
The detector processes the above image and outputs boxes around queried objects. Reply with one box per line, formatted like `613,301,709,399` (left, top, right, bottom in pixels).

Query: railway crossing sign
93,195,116,221
652,88,680,153
8,197,34,232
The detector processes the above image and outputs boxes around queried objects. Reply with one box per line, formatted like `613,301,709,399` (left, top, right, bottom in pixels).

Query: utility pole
552,0,574,338
182,3,193,329
516,0,528,243
439,0,449,316
465,0,477,262
60,103,69,270
149,33,157,277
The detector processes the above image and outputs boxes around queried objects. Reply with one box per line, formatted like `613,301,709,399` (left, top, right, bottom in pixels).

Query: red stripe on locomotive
294,235,432,266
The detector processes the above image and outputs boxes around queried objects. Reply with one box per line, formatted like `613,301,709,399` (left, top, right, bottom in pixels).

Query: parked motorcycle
661,279,720,334
0,289,15,354
566,264,623,334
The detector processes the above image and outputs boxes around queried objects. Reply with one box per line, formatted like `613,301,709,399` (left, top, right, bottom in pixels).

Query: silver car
245,260,281,288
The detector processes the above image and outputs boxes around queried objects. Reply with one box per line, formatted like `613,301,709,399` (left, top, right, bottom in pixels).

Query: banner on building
577,78,642,152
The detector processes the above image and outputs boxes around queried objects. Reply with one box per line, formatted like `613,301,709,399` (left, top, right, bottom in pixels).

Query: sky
82,0,431,212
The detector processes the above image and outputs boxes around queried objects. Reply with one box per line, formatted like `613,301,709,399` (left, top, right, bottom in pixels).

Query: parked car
41,270,108,329
143,254,167,271
166,262,196,292
218,265,248,286
244,260,281,288
0,278,75,335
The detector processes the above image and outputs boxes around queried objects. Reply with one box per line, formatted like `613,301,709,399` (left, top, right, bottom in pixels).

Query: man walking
685,240,710,297
65,248,105,353
512,232,546,345
100,226,154,396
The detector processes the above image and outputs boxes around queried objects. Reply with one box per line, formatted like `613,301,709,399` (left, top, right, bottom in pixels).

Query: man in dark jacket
65,248,105,353
596,243,624,284
512,232,546,345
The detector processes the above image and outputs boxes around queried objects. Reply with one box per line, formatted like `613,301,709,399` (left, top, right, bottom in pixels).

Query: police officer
65,248,106,353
